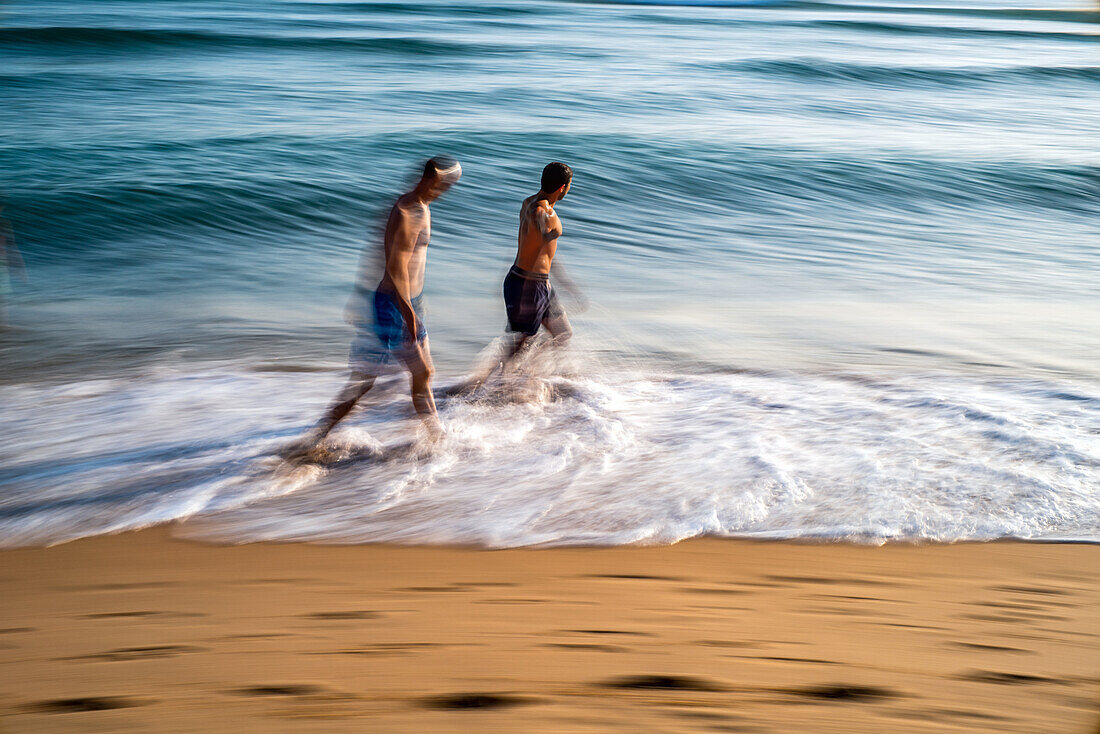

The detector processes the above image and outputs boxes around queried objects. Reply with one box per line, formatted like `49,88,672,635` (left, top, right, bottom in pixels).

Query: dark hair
423,155,460,179
541,161,572,193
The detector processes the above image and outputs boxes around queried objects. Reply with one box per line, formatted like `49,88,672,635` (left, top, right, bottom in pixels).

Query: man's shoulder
393,194,427,217
522,195,552,214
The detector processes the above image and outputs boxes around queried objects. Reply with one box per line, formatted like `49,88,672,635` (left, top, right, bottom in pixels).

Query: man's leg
489,278,555,378
506,303,571,377
496,272,541,375
443,330,532,397
402,338,441,439
540,286,572,344
441,274,546,397
501,331,535,366
312,371,377,442
541,310,572,346
496,312,569,374
281,371,377,459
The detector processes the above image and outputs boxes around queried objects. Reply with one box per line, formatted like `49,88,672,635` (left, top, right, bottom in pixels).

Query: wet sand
1,529,1098,733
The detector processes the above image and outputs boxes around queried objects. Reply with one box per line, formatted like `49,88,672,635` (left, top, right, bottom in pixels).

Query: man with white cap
299,156,461,449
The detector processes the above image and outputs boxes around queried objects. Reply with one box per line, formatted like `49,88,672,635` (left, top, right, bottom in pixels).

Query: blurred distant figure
0,198,26,330
291,157,461,454
455,162,578,394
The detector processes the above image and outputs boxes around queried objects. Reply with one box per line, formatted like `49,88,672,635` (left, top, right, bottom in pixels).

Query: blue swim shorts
348,288,427,373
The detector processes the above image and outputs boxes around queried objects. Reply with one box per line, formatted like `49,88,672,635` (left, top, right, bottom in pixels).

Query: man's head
541,161,572,200
419,156,462,200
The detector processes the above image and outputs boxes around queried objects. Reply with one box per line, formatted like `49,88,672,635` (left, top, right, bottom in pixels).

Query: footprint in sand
543,643,628,652
65,645,205,661
584,574,685,581
948,641,1034,654
82,610,205,619
24,696,153,713
421,693,532,710
231,684,331,697
600,674,726,692
315,642,451,656
303,610,380,620
780,684,898,702
961,671,1068,686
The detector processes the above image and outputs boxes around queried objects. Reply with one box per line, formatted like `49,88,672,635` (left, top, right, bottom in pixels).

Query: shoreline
2,527,1098,732
30,526,1100,552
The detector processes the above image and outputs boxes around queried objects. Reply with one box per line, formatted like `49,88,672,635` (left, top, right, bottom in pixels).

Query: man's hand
404,318,420,345
536,202,561,244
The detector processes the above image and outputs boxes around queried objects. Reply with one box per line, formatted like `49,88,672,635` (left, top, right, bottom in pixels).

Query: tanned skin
507,180,573,356
447,177,574,398
299,169,455,451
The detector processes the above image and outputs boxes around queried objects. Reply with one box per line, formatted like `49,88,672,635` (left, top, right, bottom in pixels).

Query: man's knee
411,364,434,388
508,332,531,353
546,319,572,342
335,374,375,402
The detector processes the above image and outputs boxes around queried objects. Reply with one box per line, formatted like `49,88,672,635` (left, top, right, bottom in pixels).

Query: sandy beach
5,0,1100,732
1,530,1097,733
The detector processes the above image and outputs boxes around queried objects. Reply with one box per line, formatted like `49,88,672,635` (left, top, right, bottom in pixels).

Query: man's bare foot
421,415,443,443
278,427,328,462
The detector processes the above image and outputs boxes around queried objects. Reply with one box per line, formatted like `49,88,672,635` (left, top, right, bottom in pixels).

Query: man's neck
537,190,558,207
410,185,431,205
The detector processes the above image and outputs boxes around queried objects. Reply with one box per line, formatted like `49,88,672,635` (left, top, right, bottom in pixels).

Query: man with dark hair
292,156,461,453
503,162,574,348
451,162,576,395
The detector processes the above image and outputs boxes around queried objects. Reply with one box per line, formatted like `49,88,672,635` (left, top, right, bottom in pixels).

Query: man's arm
384,206,422,342
535,202,561,244
549,259,589,312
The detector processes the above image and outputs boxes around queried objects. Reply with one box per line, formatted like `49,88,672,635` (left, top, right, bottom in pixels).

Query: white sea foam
0,358,1097,548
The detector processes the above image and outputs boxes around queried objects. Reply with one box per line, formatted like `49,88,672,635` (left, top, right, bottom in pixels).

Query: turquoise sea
1,0,1098,546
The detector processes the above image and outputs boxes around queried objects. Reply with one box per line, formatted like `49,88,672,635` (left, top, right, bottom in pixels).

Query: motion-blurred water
1,0,1097,546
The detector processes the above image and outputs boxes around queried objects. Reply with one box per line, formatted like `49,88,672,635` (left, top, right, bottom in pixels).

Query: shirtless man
297,156,460,450
448,162,574,398
500,161,575,360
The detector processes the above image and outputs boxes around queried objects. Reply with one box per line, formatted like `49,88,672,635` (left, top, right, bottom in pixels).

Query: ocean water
1,0,1097,547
